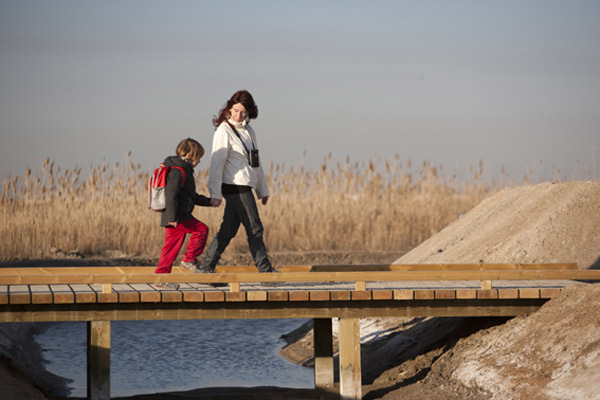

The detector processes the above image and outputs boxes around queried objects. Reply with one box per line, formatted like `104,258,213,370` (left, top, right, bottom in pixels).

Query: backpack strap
171,166,186,187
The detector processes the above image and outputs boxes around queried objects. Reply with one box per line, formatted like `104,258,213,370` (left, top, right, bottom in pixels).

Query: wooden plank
481,280,492,290
314,318,334,389
435,289,456,300
183,291,204,302
355,281,366,291
50,285,75,304
246,291,267,301
477,290,498,299
9,285,30,305
372,290,393,300
0,299,550,322
161,291,182,303
0,266,593,286
351,291,371,300
311,262,578,271
87,321,110,400
204,291,225,302
0,263,577,277
309,291,330,301
76,292,97,304
393,290,414,300
118,292,140,303
391,262,579,271
72,284,97,304
540,288,562,298
140,291,161,303
498,289,519,299
229,282,241,293
114,284,139,303
456,289,477,299
338,317,362,399
225,292,246,302
97,293,118,303
330,290,352,301
519,288,540,299
216,266,257,273
268,291,289,302
414,290,435,300
288,291,310,301
0,285,7,304
30,285,53,304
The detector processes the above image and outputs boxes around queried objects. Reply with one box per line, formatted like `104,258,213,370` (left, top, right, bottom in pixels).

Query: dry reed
1,153,502,262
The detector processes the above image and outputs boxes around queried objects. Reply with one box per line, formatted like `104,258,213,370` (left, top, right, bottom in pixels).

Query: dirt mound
367,181,600,399
394,181,600,269
413,283,600,400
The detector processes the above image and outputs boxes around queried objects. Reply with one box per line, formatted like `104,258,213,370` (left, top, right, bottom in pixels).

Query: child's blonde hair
176,138,204,160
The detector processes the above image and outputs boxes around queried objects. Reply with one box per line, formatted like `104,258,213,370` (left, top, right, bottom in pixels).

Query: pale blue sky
1,0,599,181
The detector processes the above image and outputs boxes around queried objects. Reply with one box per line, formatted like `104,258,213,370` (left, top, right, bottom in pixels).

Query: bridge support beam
313,318,334,389
87,320,110,400
338,317,361,399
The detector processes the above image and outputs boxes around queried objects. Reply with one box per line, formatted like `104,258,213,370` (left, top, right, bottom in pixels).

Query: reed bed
1,153,501,262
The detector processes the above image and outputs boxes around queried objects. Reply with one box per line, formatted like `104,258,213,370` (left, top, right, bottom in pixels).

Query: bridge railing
1,262,596,295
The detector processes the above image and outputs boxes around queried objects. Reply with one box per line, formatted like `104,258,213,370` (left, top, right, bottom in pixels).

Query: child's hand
210,198,222,207
168,222,178,227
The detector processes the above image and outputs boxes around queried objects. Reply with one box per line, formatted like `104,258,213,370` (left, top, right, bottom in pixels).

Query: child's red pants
155,218,209,273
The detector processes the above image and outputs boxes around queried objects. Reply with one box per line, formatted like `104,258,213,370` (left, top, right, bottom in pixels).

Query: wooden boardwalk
1,263,597,400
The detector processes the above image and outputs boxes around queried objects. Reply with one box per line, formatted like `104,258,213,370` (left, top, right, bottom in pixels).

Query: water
35,319,313,397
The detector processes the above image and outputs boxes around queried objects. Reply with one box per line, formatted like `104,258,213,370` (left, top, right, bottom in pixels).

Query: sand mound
369,180,600,399
394,181,600,269
445,283,600,400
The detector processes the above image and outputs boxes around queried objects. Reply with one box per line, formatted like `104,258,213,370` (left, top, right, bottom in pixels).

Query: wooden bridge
1,262,598,400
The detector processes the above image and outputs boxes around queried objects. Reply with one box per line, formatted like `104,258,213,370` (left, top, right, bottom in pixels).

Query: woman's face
229,103,248,123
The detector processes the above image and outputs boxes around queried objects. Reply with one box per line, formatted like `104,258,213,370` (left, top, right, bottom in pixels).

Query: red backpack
148,164,186,212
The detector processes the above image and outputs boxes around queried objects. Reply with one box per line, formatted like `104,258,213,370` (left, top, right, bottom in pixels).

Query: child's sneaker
180,260,201,273
154,282,180,290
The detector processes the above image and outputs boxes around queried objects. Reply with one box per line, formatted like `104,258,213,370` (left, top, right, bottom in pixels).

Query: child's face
184,153,201,168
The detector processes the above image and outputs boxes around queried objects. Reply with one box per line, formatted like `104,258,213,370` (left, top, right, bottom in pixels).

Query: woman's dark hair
212,90,259,128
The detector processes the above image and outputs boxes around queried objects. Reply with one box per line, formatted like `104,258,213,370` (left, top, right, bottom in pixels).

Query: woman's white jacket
207,121,269,200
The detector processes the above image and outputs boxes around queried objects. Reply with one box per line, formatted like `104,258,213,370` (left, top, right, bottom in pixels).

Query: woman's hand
210,198,222,207
168,222,178,227
261,196,269,205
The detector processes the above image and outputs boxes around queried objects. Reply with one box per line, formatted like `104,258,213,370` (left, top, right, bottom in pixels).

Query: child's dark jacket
161,155,211,227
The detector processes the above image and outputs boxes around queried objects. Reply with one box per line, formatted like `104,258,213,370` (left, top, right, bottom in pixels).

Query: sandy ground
2,180,600,399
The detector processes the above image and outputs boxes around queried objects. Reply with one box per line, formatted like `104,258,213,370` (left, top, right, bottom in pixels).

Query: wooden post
313,318,334,389
88,321,110,400
338,317,361,399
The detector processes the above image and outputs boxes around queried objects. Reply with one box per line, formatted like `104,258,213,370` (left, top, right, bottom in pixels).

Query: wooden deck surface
1,263,596,322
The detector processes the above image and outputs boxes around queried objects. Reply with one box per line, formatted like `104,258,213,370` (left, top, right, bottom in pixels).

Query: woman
201,90,277,273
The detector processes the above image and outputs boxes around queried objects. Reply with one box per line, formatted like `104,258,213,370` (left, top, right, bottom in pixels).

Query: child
154,138,211,289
